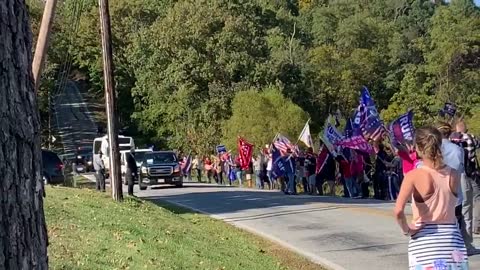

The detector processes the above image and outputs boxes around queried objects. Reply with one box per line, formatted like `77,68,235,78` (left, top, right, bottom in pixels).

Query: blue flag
271,144,286,178
359,86,384,141
344,118,353,138
389,110,415,144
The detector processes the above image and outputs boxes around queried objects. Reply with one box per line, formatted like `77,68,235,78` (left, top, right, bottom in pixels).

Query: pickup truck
138,151,183,190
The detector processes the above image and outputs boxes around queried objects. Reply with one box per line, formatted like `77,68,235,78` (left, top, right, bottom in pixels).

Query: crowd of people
179,119,479,269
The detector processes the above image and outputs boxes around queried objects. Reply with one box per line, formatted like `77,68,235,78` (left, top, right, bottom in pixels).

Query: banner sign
216,145,227,154
323,122,343,154
389,110,415,144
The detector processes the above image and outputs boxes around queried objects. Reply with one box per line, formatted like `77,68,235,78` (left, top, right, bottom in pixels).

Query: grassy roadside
45,186,325,270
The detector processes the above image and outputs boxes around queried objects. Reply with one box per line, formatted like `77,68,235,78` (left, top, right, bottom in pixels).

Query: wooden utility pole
32,0,58,92
98,0,123,201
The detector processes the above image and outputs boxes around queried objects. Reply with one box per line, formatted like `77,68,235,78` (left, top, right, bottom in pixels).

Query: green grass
45,186,324,270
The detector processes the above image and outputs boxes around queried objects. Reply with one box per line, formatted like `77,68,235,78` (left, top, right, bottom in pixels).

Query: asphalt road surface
54,81,97,157
132,183,480,270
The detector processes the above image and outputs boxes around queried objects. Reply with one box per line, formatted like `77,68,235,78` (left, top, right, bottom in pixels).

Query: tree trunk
0,0,48,269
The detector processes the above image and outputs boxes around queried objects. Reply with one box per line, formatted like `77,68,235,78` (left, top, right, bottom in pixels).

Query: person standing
395,126,468,269
350,150,364,198
204,157,213,183
305,148,316,195
253,155,263,189
374,143,389,200
234,156,243,187
451,120,480,252
284,150,296,195
296,154,307,194
126,149,138,196
93,151,105,192
192,155,203,182
266,154,274,190
246,160,253,188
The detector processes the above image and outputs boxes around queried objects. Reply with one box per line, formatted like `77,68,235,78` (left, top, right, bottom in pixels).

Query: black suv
138,151,182,190
42,150,65,185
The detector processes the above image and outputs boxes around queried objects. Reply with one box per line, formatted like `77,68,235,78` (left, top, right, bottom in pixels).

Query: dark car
75,146,93,173
42,150,65,185
138,151,182,190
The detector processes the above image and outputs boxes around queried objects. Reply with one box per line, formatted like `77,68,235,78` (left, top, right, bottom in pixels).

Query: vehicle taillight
57,163,64,170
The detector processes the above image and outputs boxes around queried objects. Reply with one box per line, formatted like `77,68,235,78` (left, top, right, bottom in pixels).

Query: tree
0,0,48,269
223,86,309,150
130,0,296,153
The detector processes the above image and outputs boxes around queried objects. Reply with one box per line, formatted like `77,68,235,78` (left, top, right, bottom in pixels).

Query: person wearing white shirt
436,122,477,254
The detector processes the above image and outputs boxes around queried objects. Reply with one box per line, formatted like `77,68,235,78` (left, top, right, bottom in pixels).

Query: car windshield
144,153,176,164
133,151,148,162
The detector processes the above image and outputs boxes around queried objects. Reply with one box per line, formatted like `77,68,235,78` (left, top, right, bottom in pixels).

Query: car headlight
173,165,180,173
87,161,92,165
77,155,82,159
141,166,147,174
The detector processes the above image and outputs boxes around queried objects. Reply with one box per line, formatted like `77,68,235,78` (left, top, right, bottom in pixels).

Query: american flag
357,87,386,141
358,104,385,141
273,134,298,156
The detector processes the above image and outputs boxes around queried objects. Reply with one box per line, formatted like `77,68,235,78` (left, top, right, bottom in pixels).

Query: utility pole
98,0,122,201
32,0,58,92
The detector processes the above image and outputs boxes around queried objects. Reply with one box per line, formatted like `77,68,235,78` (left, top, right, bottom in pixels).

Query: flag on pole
335,135,374,154
388,110,415,144
315,145,330,174
271,144,286,178
358,86,385,141
182,155,192,174
274,134,294,156
237,137,254,170
298,120,313,149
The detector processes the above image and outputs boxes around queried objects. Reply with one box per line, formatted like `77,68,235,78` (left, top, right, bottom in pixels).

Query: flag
182,155,192,174
271,144,286,178
441,102,457,117
335,135,374,154
315,145,330,174
358,86,385,141
273,134,294,156
344,118,354,138
216,145,227,154
389,110,415,144
237,137,254,170
298,120,313,148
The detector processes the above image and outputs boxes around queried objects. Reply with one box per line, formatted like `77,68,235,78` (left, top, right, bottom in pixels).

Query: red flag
316,145,330,174
237,137,254,170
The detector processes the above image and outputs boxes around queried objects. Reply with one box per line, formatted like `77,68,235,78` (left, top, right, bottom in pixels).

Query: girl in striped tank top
394,126,468,269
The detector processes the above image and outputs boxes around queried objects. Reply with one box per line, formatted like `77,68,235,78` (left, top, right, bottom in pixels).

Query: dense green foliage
28,0,480,153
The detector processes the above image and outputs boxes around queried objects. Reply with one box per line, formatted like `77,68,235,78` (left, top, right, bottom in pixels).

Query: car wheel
139,185,147,191
175,182,183,188
138,177,147,190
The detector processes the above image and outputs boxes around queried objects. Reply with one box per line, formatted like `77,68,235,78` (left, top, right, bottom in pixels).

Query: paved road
132,183,480,270
53,81,97,157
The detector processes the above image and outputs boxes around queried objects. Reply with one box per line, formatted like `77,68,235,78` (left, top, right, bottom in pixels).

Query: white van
92,135,135,171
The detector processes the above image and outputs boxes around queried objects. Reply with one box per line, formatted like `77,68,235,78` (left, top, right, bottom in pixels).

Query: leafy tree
130,0,301,153
223,86,309,150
